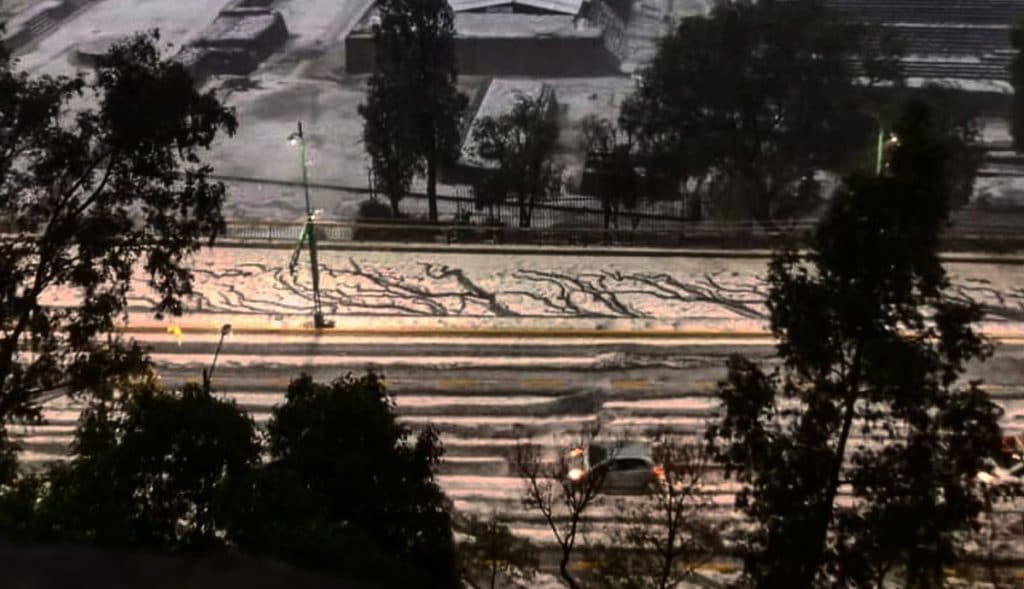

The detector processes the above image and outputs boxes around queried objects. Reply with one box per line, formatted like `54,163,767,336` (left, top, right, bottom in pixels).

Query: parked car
567,442,664,495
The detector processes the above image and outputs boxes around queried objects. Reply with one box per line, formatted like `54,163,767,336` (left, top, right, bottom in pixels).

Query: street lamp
875,126,900,176
287,121,333,329
203,323,232,391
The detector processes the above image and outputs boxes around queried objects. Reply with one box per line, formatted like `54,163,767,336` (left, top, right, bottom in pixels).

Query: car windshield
610,458,649,471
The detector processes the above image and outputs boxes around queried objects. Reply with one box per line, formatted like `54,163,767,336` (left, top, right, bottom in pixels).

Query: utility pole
875,127,885,176
203,323,232,392
876,126,900,176
288,121,334,329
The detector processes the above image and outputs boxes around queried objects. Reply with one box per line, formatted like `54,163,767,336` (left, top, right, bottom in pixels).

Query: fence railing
221,217,1024,250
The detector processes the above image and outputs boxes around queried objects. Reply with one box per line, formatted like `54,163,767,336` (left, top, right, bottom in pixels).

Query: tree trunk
427,149,439,223
798,346,863,588
558,547,579,589
389,193,401,218
755,183,778,231
658,485,680,589
518,193,530,228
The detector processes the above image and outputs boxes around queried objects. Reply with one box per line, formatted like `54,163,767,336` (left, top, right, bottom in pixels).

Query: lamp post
875,126,900,176
875,126,885,176
203,323,232,392
287,121,333,329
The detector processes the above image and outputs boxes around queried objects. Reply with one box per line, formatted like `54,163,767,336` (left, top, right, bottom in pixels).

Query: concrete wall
346,34,620,77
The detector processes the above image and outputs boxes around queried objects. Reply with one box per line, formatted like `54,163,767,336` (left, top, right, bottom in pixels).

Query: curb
121,325,777,339
120,324,1024,343
215,239,781,259
215,239,1024,262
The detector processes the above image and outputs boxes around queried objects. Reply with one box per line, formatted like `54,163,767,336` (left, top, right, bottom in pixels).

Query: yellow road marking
694,380,719,391
122,324,776,339
120,324,1024,345
437,379,480,389
521,378,564,389
611,379,650,390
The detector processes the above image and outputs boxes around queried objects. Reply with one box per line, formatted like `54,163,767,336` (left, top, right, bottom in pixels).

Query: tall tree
360,0,467,223
27,375,260,551
594,437,719,589
473,94,562,228
1010,19,1024,152
360,76,420,217
458,513,539,589
510,426,606,589
241,372,459,589
0,32,236,425
621,0,903,223
899,86,982,210
708,98,1004,588
580,115,640,230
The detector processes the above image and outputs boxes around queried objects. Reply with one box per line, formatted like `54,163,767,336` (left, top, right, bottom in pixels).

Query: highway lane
13,335,1024,558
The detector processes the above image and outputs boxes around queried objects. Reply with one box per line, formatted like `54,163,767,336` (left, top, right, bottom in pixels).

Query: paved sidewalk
37,245,1024,336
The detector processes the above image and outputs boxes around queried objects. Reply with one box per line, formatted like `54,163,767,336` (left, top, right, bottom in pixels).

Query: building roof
448,0,585,16
200,12,282,44
454,13,600,38
459,78,556,169
350,9,601,38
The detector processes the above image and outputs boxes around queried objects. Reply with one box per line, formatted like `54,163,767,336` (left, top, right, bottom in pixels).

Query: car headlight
568,468,585,481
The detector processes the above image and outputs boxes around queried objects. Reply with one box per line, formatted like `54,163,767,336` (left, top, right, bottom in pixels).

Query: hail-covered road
18,244,1024,558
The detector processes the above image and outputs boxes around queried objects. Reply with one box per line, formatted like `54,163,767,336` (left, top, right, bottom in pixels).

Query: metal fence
221,215,1024,250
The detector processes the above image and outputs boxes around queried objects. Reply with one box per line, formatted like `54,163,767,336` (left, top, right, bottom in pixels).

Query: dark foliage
360,74,419,218
472,94,562,228
580,116,641,230
876,86,982,210
708,98,1004,588
359,0,467,222
29,376,260,552
1010,20,1024,152
239,372,459,589
510,426,606,589
356,197,396,220
458,513,539,589
621,0,903,222
594,438,719,589
0,32,236,425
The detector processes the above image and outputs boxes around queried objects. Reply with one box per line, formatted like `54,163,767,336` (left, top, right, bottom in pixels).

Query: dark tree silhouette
359,0,467,222
360,73,419,218
240,372,459,589
708,98,1005,589
580,115,641,231
28,375,259,551
1010,19,1024,152
457,513,539,589
0,32,236,426
877,86,982,210
473,94,562,228
595,437,719,589
621,0,902,223
510,426,606,589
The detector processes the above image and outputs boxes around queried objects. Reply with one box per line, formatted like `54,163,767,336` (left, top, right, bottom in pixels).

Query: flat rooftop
199,12,282,44
459,78,554,168
455,13,599,38
352,11,602,39
448,0,585,16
